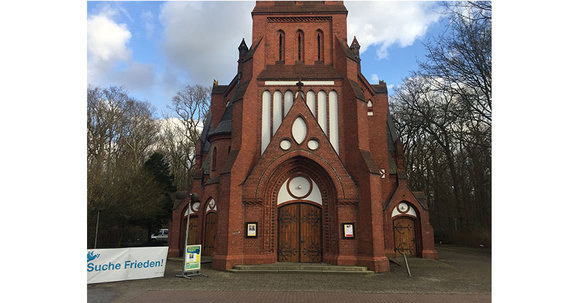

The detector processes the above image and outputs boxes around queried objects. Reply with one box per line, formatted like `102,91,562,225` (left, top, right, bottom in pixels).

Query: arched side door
203,199,217,256
187,215,200,246
393,216,417,257
181,200,201,256
392,202,421,257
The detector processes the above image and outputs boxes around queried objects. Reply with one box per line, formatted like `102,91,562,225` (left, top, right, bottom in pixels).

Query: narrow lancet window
317,34,321,61
297,30,304,62
316,30,324,62
298,36,301,61
212,147,217,171
277,30,285,62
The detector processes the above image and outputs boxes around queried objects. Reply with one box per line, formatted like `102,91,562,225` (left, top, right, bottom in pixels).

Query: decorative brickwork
168,1,437,272
267,16,332,23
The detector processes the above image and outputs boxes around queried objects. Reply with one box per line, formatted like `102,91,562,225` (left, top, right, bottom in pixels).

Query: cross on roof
296,77,304,91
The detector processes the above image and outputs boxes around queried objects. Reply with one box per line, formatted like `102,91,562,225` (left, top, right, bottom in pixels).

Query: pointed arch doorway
392,202,421,257
203,199,217,256
277,202,322,263
264,156,339,265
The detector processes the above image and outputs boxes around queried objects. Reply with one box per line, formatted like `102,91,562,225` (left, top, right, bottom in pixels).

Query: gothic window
316,29,324,62
272,91,283,135
206,198,217,212
306,90,316,117
212,147,217,171
329,90,339,153
284,90,293,116
317,90,327,134
277,30,285,62
367,100,374,116
297,30,304,62
261,91,272,154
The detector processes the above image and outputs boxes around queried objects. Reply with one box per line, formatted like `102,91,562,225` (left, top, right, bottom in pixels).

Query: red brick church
167,1,437,272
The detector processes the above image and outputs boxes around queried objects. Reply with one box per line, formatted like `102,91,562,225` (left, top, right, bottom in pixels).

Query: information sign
184,244,201,272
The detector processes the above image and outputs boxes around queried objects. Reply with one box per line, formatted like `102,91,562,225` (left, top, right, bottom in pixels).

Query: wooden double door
393,217,418,257
204,212,217,256
278,203,322,263
182,213,216,257
186,215,200,245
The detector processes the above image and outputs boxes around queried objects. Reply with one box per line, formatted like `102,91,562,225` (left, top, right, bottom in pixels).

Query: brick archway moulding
257,155,340,258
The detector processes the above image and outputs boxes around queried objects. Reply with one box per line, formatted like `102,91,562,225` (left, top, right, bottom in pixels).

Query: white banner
87,247,168,284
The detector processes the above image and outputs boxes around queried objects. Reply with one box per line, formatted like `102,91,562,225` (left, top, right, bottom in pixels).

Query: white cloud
87,11,132,83
159,1,254,85
345,1,441,59
371,73,379,83
157,1,438,84
88,4,156,99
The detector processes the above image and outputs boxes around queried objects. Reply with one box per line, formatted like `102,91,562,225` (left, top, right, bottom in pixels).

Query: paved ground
87,245,491,303
121,291,490,303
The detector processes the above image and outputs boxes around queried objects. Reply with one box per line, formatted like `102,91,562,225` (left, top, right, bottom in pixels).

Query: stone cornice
267,16,332,23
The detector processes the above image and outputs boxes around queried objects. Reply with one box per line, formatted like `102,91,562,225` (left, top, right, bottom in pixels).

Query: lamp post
177,193,207,279
183,193,197,257
94,208,101,249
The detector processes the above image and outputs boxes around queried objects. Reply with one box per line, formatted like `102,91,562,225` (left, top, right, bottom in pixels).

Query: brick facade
167,1,437,273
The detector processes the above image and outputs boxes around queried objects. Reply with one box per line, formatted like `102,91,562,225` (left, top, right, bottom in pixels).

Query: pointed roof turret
238,38,248,58
350,36,360,59
350,36,360,49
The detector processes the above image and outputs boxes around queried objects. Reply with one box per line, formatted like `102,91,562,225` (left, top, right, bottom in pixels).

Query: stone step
229,263,373,274
228,269,374,274
232,265,368,271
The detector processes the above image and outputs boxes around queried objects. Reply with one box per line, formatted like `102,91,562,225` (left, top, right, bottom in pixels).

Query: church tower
168,1,437,273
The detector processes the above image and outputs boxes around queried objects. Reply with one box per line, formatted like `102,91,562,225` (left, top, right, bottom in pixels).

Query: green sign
184,245,201,271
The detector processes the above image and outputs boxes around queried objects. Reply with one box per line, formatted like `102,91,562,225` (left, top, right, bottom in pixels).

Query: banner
184,245,201,272
87,247,168,284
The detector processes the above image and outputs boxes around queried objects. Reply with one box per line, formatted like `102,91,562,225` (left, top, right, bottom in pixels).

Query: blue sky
87,1,446,118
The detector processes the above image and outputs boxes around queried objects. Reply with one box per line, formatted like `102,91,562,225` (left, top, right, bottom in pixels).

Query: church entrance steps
228,263,373,274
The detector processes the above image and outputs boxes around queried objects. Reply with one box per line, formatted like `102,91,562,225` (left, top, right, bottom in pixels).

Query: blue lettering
114,259,167,270
88,262,123,272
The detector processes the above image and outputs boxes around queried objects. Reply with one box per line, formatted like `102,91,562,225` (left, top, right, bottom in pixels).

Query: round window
280,139,291,150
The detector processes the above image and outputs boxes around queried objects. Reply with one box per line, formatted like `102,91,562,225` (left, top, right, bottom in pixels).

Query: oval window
291,117,308,144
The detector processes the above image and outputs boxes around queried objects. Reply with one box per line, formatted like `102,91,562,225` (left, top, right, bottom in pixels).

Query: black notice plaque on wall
246,222,258,238
342,223,355,239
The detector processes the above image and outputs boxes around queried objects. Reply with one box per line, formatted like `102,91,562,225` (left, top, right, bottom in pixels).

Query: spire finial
296,77,304,91
238,38,248,51
238,38,248,59
294,77,305,100
350,36,360,60
350,36,360,49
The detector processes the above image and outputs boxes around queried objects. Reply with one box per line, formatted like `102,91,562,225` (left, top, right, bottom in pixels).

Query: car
150,229,168,243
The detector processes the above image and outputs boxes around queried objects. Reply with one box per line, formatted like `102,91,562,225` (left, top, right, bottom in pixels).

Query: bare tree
118,100,159,172
421,1,491,128
390,2,491,245
87,86,170,248
158,84,210,191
